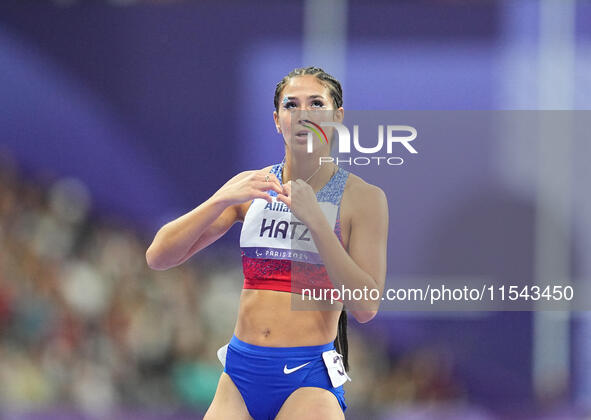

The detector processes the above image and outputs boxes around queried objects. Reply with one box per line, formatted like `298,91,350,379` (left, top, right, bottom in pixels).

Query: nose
295,108,311,124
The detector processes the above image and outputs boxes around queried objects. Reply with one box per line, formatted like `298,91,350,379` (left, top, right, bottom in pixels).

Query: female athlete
146,67,389,419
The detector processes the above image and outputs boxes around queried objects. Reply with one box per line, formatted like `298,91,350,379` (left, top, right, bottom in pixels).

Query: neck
281,156,336,192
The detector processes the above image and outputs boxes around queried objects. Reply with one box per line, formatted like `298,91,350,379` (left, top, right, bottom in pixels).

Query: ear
273,110,281,133
335,107,344,123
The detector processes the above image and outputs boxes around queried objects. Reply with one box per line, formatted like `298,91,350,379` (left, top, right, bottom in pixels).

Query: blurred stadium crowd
0,153,470,419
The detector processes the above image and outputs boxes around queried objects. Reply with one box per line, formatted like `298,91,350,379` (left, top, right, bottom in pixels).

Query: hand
214,170,283,206
276,179,325,228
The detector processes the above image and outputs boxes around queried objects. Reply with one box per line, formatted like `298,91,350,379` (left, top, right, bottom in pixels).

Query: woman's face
273,75,343,155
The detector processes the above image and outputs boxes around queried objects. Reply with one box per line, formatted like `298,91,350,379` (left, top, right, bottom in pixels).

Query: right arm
145,167,282,271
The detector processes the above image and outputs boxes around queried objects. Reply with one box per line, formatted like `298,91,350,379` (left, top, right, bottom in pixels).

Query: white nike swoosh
283,361,311,374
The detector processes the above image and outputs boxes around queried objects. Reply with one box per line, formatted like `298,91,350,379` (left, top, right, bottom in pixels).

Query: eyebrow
285,95,326,100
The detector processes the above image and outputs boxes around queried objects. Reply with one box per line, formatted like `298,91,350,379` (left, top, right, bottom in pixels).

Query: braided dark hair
334,309,349,372
274,66,349,372
273,66,343,113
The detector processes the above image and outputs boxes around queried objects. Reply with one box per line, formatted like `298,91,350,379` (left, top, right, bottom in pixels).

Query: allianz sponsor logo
264,200,290,212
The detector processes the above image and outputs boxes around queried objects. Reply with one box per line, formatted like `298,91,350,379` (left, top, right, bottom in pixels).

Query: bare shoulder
342,171,388,210
339,171,388,250
340,171,388,253
235,164,276,221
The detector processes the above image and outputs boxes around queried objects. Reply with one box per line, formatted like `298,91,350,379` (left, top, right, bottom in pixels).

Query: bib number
322,349,352,387
217,343,229,368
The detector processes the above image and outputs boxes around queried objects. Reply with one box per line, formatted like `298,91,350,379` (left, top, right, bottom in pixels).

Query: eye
311,100,325,108
283,101,296,109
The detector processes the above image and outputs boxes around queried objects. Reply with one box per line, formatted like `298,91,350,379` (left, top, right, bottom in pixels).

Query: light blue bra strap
316,166,349,205
267,162,283,197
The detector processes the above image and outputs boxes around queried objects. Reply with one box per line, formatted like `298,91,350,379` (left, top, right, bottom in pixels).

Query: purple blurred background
1,0,590,419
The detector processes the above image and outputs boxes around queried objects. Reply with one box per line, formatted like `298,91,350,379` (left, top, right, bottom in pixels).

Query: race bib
322,349,352,387
217,343,228,368
240,196,338,264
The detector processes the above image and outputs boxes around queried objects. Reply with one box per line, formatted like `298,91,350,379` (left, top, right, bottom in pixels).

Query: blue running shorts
221,335,347,420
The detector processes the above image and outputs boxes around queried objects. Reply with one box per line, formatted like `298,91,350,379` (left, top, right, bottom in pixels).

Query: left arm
310,183,388,323
279,180,389,323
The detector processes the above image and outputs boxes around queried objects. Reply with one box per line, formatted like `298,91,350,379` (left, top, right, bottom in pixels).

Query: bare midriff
234,288,342,347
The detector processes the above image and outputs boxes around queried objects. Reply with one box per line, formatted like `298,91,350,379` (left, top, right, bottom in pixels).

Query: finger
282,182,291,196
294,179,311,191
257,171,280,183
258,172,282,190
260,173,282,191
253,181,283,195
267,173,281,185
276,194,291,208
291,179,303,192
253,191,273,203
